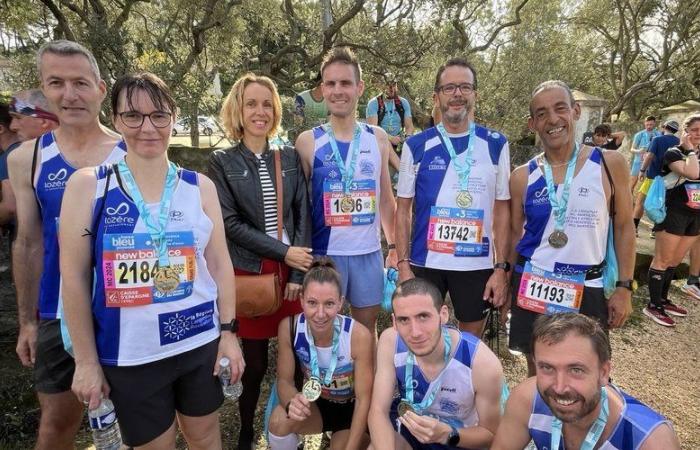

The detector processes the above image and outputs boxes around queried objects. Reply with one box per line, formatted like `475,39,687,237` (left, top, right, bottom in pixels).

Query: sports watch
615,280,638,292
220,318,240,333
446,425,460,446
494,262,511,272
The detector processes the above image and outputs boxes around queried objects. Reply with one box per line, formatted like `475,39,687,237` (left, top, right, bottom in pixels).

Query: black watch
447,426,460,446
615,280,638,292
494,262,511,272
220,318,239,333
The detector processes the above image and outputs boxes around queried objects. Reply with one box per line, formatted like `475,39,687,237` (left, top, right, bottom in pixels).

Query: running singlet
92,165,219,366
528,385,670,450
397,125,510,271
293,313,355,403
33,132,126,319
310,124,382,255
515,149,608,288
394,330,481,429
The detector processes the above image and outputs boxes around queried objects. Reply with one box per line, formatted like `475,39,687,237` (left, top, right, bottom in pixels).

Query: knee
181,415,220,449
268,406,294,435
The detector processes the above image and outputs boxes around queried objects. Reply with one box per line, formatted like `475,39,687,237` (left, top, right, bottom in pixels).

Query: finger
284,285,292,301
482,284,493,301
29,341,36,366
89,390,102,410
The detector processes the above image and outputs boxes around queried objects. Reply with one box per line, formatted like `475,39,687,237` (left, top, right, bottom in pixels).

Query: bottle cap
219,357,231,367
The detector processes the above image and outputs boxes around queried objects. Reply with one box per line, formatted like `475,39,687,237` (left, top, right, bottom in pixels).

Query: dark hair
320,46,362,83
434,58,478,92
529,80,576,116
683,113,700,131
392,277,444,310
593,124,612,136
0,102,11,128
302,257,342,295
110,72,176,118
531,313,611,363
645,115,656,122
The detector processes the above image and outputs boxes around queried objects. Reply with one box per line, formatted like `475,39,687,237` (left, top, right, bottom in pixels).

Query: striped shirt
256,153,279,238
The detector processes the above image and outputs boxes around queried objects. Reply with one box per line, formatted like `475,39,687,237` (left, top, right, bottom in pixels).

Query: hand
638,173,646,182
680,132,692,150
607,288,633,328
16,322,38,367
72,361,110,410
214,332,245,382
398,411,451,444
385,249,398,268
398,264,415,283
284,283,302,302
284,246,313,272
483,269,508,307
286,392,312,421
389,135,401,146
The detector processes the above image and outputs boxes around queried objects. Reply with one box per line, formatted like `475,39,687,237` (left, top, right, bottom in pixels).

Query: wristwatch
220,318,240,333
615,280,638,292
494,262,511,272
447,425,460,446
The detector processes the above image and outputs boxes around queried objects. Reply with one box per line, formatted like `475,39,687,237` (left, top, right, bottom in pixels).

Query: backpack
377,95,405,128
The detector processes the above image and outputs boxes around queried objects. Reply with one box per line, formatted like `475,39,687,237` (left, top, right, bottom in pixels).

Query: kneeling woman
268,259,373,450
60,72,244,449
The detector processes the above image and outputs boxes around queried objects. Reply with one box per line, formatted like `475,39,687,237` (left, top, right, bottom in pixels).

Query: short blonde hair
219,73,282,141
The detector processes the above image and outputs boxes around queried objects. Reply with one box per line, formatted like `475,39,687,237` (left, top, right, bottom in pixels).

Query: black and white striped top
255,153,279,239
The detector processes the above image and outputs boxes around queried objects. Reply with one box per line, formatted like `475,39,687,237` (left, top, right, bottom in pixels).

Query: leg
449,269,491,338
238,338,270,449
682,237,700,299
268,403,323,449
133,421,177,450
458,318,486,337
329,429,370,450
35,391,83,450
350,304,380,344
178,411,221,450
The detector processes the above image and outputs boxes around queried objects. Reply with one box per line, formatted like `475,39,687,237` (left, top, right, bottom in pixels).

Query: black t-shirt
581,132,619,150
662,147,700,213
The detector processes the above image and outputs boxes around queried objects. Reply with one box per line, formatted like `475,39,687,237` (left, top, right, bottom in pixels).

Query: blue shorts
327,250,383,308
630,155,643,176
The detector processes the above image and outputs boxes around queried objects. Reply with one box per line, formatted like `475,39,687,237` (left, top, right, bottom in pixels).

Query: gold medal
340,195,355,213
456,190,472,208
397,401,415,417
548,230,569,249
153,266,180,293
302,377,322,402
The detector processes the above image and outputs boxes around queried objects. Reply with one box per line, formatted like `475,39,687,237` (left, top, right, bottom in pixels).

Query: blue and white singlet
309,124,382,256
528,384,670,450
515,149,609,286
33,132,126,319
293,313,355,402
91,165,219,366
394,329,481,428
397,125,510,270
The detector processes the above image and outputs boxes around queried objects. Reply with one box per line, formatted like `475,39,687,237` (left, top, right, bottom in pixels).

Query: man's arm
375,127,397,267
483,200,510,307
8,142,43,367
395,140,417,282
502,165,528,316
345,322,374,450
611,130,626,147
640,423,681,450
368,328,398,448
491,378,536,450
0,179,16,225
295,130,315,180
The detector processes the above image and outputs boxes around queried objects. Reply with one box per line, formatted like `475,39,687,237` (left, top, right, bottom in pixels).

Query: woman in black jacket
208,73,312,449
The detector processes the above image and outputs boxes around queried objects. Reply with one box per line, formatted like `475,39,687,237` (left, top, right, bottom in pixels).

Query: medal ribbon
305,316,342,385
117,159,178,267
435,121,476,193
325,123,362,194
550,386,609,450
541,143,580,233
403,327,452,412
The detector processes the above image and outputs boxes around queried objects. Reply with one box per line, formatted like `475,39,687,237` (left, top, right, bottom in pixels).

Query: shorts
102,338,223,447
389,402,460,450
411,265,492,323
34,319,76,394
509,270,609,353
317,398,356,433
653,207,700,236
639,178,653,196
630,157,642,176
327,250,383,308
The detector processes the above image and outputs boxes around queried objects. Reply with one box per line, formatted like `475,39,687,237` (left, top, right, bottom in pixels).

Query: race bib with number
685,183,700,209
102,231,196,307
303,366,354,402
517,261,585,314
323,180,376,226
427,206,484,256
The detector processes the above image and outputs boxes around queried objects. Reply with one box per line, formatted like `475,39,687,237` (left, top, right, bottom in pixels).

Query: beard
441,100,470,125
540,386,601,424
409,328,443,358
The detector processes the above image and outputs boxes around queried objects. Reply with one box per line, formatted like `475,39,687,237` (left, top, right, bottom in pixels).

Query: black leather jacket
208,142,311,285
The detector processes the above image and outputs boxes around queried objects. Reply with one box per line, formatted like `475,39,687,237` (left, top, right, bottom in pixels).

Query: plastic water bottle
219,357,243,399
88,398,122,450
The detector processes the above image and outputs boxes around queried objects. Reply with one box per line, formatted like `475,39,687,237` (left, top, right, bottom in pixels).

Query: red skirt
234,258,302,339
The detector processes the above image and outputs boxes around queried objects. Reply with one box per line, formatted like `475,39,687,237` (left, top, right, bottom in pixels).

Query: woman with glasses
60,72,243,449
208,73,312,449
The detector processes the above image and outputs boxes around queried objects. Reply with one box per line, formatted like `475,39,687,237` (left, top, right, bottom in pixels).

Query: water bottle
219,357,243,399
88,398,122,450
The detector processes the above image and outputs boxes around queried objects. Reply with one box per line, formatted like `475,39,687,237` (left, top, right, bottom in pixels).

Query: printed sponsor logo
48,168,68,181
428,156,447,171
111,235,135,248
158,301,215,345
105,202,135,225
439,398,460,415
169,210,184,222
106,203,129,215
296,346,310,362
360,160,374,176
532,186,550,205
44,168,69,190
578,186,589,197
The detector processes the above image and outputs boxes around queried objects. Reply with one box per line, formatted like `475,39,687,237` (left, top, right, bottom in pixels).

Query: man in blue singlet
492,313,680,450
8,40,125,449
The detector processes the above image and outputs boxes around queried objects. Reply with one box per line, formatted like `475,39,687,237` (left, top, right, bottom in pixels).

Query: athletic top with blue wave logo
91,165,219,366
293,313,355,402
394,329,481,428
515,149,608,287
310,124,382,255
397,125,510,271
528,384,670,449
33,132,126,319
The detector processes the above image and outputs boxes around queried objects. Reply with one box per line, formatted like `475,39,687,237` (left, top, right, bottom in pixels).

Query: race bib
427,206,484,256
102,231,196,307
685,183,700,209
323,180,376,226
517,262,584,314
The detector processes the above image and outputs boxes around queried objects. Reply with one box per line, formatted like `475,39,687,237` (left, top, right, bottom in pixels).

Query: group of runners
4,39,692,450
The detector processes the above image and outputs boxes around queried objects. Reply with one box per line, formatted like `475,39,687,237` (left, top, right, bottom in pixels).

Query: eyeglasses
117,111,172,128
436,83,475,95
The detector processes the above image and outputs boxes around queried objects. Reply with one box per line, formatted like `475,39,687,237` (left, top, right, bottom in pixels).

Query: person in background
630,116,661,191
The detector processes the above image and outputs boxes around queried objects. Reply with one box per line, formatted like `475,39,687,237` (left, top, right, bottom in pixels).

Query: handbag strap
274,149,283,240
598,148,615,219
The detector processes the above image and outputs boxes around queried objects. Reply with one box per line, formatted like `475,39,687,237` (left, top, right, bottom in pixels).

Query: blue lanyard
117,159,178,267
541,144,580,232
435,122,476,192
305,316,342,385
550,387,609,450
403,327,452,413
325,123,362,194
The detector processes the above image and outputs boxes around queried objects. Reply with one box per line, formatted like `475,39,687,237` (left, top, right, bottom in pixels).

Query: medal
456,190,472,208
548,230,569,249
153,266,180,293
340,195,355,213
397,401,415,417
325,123,362,196
436,122,476,209
302,377,322,402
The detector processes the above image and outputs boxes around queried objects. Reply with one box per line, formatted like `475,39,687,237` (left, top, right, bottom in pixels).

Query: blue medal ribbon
541,144,580,233
550,386,609,450
305,316,342,385
117,159,178,267
325,123,362,194
403,327,452,413
435,122,476,193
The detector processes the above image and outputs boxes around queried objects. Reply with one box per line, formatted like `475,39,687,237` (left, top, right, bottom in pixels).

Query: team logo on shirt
578,187,589,197
360,160,374,176
428,156,447,171
296,346,310,362
169,210,184,222
44,168,69,190
158,301,215,345
532,186,549,205
105,202,135,225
